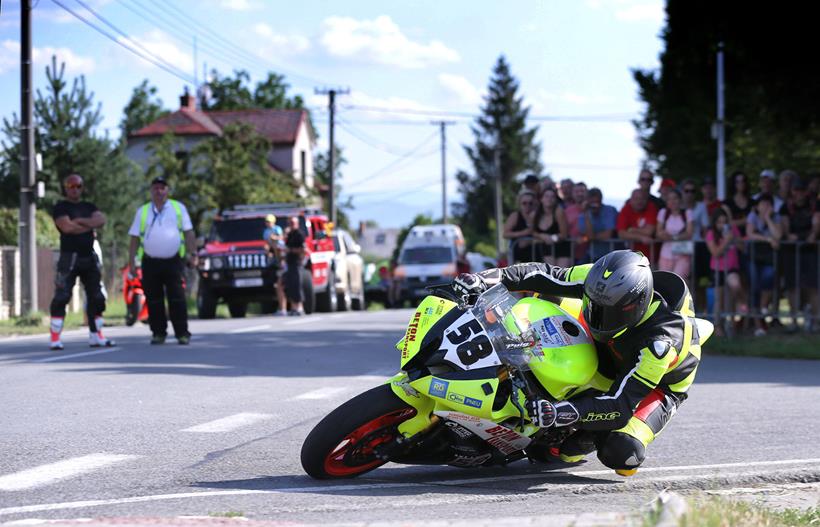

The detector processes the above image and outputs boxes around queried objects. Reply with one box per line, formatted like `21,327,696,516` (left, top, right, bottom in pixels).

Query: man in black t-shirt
49,174,114,350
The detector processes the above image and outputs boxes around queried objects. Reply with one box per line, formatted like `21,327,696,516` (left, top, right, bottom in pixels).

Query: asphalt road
1,309,819,525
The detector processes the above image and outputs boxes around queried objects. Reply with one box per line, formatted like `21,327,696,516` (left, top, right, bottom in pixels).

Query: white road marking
0,454,138,492
289,387,348,400
3,457,820,515
228,324,270,334
181,412,274,433
33,348,120,363
283,316,324,326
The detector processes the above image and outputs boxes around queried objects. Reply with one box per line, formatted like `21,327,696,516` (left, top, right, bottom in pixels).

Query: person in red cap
659,178,677,209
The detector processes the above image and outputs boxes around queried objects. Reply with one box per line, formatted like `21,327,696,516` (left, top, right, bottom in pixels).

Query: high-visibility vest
137,199,185,259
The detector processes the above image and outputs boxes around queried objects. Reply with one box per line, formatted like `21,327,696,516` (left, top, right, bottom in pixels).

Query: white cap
760,169,776,179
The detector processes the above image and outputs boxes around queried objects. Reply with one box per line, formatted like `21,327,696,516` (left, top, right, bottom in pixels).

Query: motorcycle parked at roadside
122,266,148,327
301,283,714,479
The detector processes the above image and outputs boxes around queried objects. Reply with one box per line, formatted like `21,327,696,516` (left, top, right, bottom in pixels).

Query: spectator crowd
505,169,820,336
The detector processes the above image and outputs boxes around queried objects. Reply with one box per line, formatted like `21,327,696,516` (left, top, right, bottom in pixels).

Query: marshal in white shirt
128,201,193,259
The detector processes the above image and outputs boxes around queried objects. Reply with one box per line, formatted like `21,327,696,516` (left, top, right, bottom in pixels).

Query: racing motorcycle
122,266,148,326
301,280,714,479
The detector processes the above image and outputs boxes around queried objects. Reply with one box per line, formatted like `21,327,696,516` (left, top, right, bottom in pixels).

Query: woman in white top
655,188,694,279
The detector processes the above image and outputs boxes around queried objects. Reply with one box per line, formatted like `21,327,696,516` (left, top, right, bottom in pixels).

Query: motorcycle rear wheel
125,294,143,327
301,384,417,479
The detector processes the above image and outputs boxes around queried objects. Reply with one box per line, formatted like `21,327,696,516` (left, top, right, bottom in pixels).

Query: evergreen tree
454,56,543,253
633,0,820,184
120,80,168,140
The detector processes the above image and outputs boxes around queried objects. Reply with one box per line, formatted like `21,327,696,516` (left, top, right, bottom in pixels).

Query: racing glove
453,273,487,298
527,399,580,428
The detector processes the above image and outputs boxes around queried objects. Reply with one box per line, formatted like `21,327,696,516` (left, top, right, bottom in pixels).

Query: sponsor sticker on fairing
434,411,532,455
401,311,422,360
429,378,449,398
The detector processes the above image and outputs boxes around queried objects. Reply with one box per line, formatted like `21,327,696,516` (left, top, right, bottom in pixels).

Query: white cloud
438,73,483,106
320,15,459,69
585,0,664,23
118,30,192,75
253,23,310,55
0,40,96,75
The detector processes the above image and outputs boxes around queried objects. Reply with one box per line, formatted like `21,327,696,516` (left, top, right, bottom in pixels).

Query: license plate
234,278,263,288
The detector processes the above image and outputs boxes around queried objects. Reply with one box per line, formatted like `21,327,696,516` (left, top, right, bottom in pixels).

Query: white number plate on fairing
440,311,501,370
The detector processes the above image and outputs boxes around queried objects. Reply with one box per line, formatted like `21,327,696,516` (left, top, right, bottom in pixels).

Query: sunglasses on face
639,178,653,183
683,188,695,193
66,184,83,189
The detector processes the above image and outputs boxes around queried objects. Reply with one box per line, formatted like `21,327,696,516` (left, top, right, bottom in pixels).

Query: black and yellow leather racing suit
476,262,702,470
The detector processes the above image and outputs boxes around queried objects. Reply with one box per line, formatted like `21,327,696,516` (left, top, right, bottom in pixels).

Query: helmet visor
582,294,639,335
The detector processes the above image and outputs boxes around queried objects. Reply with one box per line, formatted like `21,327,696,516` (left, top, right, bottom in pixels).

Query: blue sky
0,0,665,228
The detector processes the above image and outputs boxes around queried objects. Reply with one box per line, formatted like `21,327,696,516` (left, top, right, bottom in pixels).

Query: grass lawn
643,496,819,526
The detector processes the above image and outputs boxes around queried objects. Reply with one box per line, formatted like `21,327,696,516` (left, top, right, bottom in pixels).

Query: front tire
125,294,143,326
301,384,417,479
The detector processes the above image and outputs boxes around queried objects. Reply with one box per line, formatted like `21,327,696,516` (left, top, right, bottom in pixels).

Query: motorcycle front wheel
300,384,417,479
125,294,143,326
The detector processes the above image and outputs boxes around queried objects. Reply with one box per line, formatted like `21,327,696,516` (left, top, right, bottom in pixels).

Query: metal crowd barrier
507,236,819,334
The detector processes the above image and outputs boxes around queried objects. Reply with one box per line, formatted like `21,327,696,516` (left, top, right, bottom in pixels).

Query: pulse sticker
429,378,449,398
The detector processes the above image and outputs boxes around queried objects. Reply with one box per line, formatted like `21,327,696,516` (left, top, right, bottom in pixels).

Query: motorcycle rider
452,250,701,476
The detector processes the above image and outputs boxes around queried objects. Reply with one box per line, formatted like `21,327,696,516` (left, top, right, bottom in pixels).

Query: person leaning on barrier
452,250,701,476
577,187,618,263
504,189,537,263
745,194,782,336
617,189,658,261
655,189,694,280
127,176,197,345
778,176,820,332
532,187,571,267
48,174,115,350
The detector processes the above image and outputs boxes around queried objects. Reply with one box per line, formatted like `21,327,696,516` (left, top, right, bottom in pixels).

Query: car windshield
210,218,266,242
471,284,538,370
400,246,453,265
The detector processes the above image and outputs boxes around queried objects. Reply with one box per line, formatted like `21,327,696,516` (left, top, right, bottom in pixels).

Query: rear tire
125,294,143,326
301,384,416,479
337,278,352,312
301,268,315,314
317,269,338,313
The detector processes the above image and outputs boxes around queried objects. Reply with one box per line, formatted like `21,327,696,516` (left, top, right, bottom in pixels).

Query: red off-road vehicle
196,204,338,318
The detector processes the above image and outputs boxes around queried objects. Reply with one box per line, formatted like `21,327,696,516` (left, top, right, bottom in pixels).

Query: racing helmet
582,250,653,342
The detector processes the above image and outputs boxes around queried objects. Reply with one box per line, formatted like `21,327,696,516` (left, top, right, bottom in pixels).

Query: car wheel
228,301,247,318
317,268,338,312
302,268,315,314
197,283,217,319
337,276,352,312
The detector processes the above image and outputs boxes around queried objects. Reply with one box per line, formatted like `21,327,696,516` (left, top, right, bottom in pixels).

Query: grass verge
648,496,820,526
706,334,820,360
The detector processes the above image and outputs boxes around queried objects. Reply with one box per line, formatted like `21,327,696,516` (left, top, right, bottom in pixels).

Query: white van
394,224,468,304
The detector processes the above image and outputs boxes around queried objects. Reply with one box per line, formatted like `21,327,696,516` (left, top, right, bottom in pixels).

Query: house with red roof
126,91,316,197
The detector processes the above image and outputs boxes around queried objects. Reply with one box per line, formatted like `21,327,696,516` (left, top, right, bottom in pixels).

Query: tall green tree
633,0,820,184
120,80,168,140
454,56,543,252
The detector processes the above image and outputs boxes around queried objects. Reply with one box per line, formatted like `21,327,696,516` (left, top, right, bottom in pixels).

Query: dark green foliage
120,80,168,139
0,208,60,248
454,56,543,252
633,0,820,184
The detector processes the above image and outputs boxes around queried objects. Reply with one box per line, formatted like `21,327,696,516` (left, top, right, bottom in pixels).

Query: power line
72,0,194,82
50,0,194,83
114,0,246,73
341,104,633,122
345,131,440,190
139,0,327,87
337,120,420,156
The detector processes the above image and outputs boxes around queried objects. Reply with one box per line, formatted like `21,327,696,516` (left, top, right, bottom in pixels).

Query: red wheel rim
322,407,416,477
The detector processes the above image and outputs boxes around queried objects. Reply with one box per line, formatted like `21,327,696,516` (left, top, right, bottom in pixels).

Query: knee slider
597,432,645,470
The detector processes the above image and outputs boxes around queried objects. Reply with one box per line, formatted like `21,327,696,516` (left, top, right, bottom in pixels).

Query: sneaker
753,328,767,337
177,335,191,345
49,340,64,351
89,333,116,348
274,310,288,317
288,310,304,316
150,334,166,345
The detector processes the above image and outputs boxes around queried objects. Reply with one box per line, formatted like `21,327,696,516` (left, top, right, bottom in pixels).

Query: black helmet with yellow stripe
582,250,653,342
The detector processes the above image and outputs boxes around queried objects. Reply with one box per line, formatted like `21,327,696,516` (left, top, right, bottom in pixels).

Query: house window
300,150,306,185
375,233,386,245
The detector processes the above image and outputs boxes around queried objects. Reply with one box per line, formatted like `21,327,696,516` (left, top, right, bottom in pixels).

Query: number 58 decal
444,314,497,368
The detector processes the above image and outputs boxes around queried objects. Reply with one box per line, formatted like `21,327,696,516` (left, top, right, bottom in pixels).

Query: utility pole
315,87,349,225
494,142,503,259
19,0,38,314
715,42,726,201
193,36,198,101
431,120,455,223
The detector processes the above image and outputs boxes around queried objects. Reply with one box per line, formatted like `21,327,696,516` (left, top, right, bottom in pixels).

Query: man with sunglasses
452,249,700,476
49,174,115,350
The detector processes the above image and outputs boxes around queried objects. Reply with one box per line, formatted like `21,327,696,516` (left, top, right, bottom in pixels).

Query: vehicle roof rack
220,203,327,219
